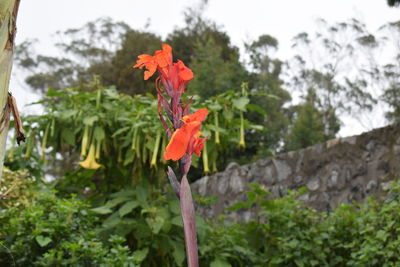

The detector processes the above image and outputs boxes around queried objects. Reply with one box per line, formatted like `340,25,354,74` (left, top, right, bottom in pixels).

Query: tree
101,30,162,95
388,0,400,7
245,34,291,154
285,19,384,134
285,88,334,151
188,37,247,99
0,0,21,180
14,17,152,94
166,6,247,99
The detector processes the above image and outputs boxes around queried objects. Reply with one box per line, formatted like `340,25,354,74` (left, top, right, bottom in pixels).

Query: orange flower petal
164,121,201,161
164,128,191,161
183,108,208,123
133,44,173,80
176,60,194,81
193,136,205,157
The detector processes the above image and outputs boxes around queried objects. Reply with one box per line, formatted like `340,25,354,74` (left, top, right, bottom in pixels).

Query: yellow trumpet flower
79,144,101,170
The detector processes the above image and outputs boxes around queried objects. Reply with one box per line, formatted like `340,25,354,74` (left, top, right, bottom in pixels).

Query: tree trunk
0,0,20,181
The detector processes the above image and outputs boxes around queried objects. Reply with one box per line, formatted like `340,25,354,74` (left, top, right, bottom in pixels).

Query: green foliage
16,12,246,99
388,0,400,7
18,85,261,190
91,185,188,266
0,191,143,266
222,182,400,266
101,29,162,95
4,167,400,266
285,88,337,150
245,35,291,154
189,37,247,100
0,168,35,209
166,5,241,67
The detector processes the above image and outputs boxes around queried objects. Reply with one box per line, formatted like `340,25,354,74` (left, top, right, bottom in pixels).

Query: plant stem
179,175,199,267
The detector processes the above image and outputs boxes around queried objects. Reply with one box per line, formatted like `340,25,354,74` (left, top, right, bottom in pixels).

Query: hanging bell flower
79,143,101,170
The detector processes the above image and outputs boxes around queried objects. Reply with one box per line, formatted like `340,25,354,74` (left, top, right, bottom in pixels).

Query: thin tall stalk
134,44,206,267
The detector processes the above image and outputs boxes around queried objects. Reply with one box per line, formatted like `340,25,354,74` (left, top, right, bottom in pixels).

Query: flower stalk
134,44,207,267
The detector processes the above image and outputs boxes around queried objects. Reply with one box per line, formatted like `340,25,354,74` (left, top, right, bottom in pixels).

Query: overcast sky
11,0,400,136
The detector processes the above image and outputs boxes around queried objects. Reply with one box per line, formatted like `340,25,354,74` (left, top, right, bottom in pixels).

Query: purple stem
179,175,199,267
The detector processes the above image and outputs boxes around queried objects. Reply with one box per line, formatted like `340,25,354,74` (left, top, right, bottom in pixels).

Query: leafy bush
3,176,400,266
20,85,262,189
0,192,145,266
91,185,187,266
224,182,400,266
0,168,35,209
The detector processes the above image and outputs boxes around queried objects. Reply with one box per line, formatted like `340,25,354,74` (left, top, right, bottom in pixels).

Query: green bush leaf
210,258,231,267
94,126,105,141
35,235,52,247
119,200,139,217
61,128,75,145
132,248,149,263
232,97,249,111
146,216,165,234
91,206,113,215
83,115,98,126
170,240,185,266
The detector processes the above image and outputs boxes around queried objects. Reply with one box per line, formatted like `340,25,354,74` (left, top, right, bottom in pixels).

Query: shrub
0,192,144,266
3,180,400,266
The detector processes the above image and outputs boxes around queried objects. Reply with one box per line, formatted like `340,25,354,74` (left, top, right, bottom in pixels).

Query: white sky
10,0,400,137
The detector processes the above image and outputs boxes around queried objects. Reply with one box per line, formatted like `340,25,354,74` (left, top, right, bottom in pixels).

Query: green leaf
232,97,249,111
169,199,181,215
103,213,122,228
223,110,234,121
83,115,98,126
109,190,135,198
59,110,78,120
210,258,231,267
61,128,75,145
207,125,228,134
105,197,131,208
136,186,148,202
246,103,267,115
171,240,185,266
119,200,140,217
112,126,131,138
146,216,164,234
91,206,113,215
35,235,52,247
132,248,149,263
93,126,105,141
171,216,183,227
208,102,222,111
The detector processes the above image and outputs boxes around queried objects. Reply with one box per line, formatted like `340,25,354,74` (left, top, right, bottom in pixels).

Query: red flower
164,108,208,161
134,44,193,93
133,44,172,80
167,60,194,93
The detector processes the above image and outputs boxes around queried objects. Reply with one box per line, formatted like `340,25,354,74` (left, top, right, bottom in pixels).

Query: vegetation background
1,1,400,266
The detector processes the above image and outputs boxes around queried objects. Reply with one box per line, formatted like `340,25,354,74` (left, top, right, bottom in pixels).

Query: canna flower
166,60,194,93
164,108,208,161
79,144,101,170
134,44,193,94
133,43,172,80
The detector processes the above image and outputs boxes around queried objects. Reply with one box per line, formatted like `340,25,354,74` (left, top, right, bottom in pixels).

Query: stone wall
191,124,400,221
